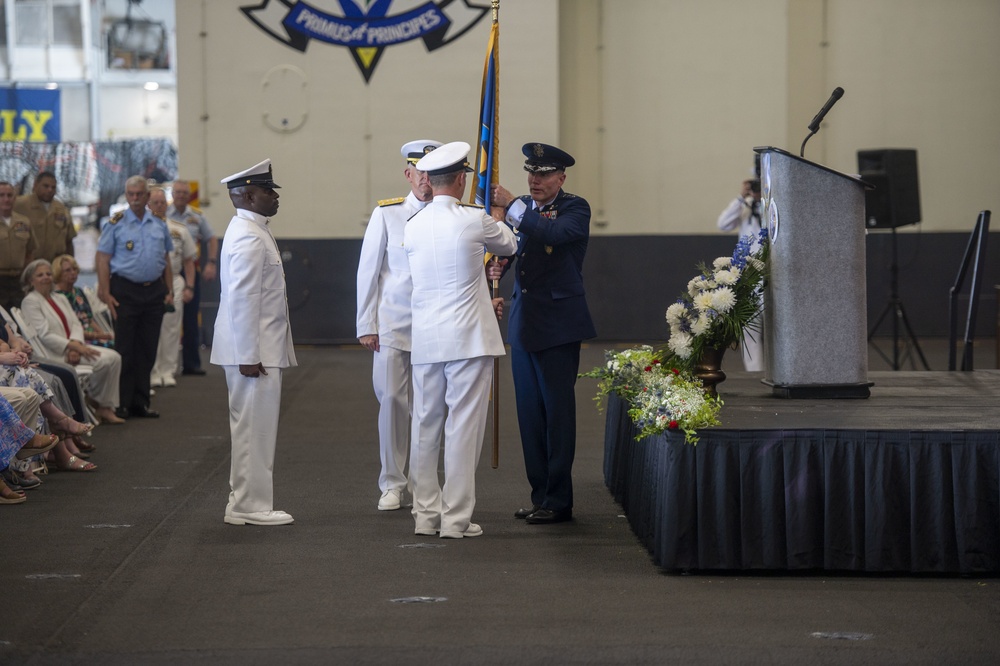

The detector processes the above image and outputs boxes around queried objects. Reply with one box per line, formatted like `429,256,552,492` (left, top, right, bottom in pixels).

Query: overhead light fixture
45,82,58,90
144,82,159,91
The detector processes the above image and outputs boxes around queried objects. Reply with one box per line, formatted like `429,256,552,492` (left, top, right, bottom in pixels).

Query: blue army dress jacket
504,189,597,353
97,208,173,283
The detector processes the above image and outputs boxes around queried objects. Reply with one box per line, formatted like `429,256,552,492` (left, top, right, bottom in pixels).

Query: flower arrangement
663,228,769,372
581,346,721,444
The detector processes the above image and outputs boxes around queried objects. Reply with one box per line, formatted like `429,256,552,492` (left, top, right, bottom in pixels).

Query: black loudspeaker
857,148,921,228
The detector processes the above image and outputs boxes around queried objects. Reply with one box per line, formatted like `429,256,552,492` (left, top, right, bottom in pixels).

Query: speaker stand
868,228,930,370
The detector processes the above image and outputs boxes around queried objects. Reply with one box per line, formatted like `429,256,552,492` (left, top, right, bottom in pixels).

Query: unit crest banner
241,0,490,82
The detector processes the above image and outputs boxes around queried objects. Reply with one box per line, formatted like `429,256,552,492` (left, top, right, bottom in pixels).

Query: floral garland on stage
663,228,770,372
581,346,720,444
580,229,769,445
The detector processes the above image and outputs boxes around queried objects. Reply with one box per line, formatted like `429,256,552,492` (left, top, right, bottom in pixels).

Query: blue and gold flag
470,18,499,213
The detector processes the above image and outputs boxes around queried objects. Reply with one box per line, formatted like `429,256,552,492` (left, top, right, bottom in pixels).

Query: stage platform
604,371,1000,574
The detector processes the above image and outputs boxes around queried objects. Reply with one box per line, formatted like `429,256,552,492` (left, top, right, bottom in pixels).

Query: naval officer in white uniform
357,139,441,512
404,142,518,539
211,159,297,526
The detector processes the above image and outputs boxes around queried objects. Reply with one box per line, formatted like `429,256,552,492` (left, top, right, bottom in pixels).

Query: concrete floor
2,342,999,664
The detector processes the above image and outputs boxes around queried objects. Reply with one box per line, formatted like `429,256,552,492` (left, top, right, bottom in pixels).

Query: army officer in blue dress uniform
490,143,596,525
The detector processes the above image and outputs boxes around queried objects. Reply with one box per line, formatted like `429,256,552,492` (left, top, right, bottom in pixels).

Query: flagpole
489,0,501,469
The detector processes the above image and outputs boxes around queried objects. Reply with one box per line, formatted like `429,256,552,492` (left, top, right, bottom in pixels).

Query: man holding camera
717,178,762,238
717,176,764,371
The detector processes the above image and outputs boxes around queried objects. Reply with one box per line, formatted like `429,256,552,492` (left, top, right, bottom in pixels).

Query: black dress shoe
130,406,160,418
182,368,207,376
114,407,131,420
525,508,573,525
514,505,541,519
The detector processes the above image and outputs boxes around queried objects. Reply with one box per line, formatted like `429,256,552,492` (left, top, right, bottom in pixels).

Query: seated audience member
0,386,59,490
18,259,123,425
0,342,97,473
0,305,101,426
0,391,61,502
52,254,115,349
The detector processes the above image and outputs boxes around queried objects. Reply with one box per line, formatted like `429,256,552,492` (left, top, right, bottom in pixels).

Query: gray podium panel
756,147,872,398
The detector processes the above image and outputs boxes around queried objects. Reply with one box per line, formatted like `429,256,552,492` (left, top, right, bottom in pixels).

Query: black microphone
807,87,845,133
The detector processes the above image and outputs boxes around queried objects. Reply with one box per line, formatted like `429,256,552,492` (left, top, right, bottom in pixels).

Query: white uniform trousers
410,356,492,536
373,345,411,494
78,346,121,409
224,365,283,514
151,275,184,383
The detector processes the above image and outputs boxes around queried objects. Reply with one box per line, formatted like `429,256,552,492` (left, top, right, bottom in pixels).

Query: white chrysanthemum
690,313,712,336
665,302,687,325
714,268,740,286
687,276,705,296
693,291,715,312
667,331,694,358
713,256,732,270
711,286,736,313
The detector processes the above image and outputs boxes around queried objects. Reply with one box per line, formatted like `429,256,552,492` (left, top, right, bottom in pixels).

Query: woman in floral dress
51,254,114,349
0,393,59,503
0,341,96,473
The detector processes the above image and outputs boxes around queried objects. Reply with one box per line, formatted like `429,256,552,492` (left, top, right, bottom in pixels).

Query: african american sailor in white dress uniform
403,142,518,539
211,159,297,527
357,139,441,512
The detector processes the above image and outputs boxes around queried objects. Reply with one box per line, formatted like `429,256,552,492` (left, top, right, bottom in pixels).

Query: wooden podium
755,147,873,398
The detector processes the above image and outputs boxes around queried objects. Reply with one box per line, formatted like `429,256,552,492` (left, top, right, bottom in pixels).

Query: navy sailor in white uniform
404,141,518,539
357,139,441,512
211,159,297,527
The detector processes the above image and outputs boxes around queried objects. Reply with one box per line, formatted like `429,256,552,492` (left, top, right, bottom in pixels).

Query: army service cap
522,143,576,173
221,158,281,190
415,141,474,176
401,140,443,164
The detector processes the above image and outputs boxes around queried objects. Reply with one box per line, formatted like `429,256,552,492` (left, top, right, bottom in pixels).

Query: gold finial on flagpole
492,0,499,24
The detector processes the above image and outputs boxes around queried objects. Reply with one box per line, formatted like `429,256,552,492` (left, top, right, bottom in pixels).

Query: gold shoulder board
459,202,485,209
378,197,406,207
109,211,124,225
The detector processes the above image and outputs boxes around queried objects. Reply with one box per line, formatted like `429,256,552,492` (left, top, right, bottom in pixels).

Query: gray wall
200,229,1000,349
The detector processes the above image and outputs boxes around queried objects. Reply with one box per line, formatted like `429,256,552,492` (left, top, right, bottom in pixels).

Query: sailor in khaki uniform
403,142,518,539
211,159,296,527
357,139,441,511
14,171,76,262
0,181,36,310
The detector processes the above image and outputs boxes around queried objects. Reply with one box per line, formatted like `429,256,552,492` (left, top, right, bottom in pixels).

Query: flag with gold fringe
470,13,499,213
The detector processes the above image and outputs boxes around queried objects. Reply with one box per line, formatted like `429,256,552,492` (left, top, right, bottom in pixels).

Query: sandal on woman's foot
16,433,60,460
0,478,26,504
53,415,95,438
57,456,97,472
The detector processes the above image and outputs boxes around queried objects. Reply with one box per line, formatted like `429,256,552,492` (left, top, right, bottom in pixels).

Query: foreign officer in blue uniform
96,175,174,419
490,143,596,525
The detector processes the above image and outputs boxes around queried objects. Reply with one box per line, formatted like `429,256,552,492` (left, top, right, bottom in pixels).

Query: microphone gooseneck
800,87,845,157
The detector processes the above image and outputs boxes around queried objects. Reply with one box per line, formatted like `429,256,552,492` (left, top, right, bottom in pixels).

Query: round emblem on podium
767,199,780,242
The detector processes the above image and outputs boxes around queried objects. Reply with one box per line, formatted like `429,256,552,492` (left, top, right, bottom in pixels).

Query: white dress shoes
224,509,294,526
378,489,402,511
439,523,483,539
